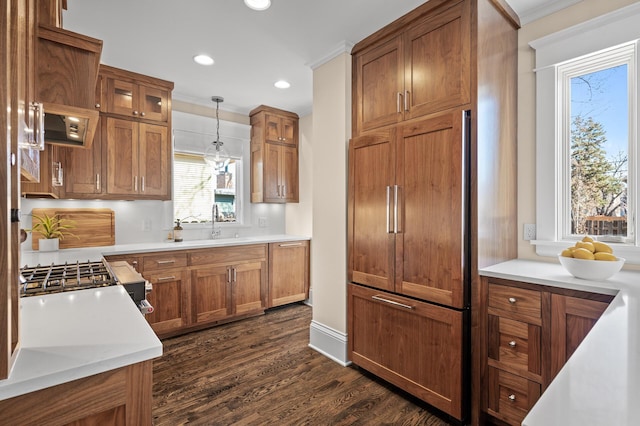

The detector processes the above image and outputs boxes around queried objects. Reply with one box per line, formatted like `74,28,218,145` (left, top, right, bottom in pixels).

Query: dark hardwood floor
153,303,453,425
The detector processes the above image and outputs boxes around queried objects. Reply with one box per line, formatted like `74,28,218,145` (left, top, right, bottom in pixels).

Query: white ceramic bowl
558,254,625,280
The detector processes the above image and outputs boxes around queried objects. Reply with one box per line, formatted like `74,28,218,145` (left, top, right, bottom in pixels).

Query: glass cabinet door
139,85,168,122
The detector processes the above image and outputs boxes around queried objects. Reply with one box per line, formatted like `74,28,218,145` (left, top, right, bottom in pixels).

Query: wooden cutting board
31,208,115,250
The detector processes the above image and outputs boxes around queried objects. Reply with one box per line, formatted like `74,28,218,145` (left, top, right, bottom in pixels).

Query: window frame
530,3,640,263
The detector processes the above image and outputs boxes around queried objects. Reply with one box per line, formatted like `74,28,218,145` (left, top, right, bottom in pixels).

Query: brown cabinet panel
62,116,104,197
395,112,466,308
138,123,169,196
355,36,404,132
232,261,266,315
348,283,464,419
348,131,396,292
106,117,138,196
249,105,299,203
488,283,542,324
143,252,188,271
189,244,267,266
191,265,233,324
488,315,542,380
20,143,63,198
105,76,169,123
145,269,190,335
550,294,610,380
268,241,310,308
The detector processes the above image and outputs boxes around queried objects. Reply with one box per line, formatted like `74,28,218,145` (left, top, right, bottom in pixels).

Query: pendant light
204,96,231,174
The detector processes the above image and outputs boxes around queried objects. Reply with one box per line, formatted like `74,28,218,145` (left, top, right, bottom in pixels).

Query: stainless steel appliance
19,259,153,314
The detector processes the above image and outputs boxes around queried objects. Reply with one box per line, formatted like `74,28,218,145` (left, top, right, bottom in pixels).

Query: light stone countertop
21,234,310,266
0,286,162,400
479,259,640,426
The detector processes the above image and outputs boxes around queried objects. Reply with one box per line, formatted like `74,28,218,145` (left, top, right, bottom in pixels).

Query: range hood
43,102,99,148
37,24,102,149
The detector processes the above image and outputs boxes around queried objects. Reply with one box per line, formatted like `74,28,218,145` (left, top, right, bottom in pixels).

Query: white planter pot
39,238,59,252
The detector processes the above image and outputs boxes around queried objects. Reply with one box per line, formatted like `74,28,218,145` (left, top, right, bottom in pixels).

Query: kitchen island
0,285,161,424
480,259,640,425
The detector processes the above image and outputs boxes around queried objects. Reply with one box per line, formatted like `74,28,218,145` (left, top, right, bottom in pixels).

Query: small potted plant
30,213,76,251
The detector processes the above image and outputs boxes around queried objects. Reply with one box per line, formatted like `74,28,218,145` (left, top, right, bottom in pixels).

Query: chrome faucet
211,203,221,239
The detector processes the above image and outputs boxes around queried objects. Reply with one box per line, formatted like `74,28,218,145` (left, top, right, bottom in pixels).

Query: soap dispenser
173,219,183,242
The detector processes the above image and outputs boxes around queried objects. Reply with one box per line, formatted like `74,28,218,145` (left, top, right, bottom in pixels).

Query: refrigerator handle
386,186,391,233
394,185,401,233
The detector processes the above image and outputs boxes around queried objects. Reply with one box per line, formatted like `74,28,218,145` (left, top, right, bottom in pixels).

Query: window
173,153,241,224
530,3,640,261
559,45,634,242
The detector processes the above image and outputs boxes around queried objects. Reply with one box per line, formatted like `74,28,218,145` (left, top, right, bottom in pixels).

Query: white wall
285,113,313,237
307,52,351,365
517,0,639,261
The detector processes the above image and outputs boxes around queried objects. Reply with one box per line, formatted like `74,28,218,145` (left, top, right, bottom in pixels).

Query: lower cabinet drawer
487,314,542,379
487,367,541,425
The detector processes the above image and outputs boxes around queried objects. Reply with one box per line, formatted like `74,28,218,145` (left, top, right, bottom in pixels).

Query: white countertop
0,286,162,400
21,234,310,266
480,260,640,425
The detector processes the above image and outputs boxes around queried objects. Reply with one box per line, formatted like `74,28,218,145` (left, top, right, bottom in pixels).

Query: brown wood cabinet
61,117,105,197
349,110,467,309
105,117,170,199
348,283,464,419
106,242,291,338
480,277,613,425
190,245,267,325
353,0,470,135
250,105,299,203
104,76,170,123
349,0,520,422
268,240,310,308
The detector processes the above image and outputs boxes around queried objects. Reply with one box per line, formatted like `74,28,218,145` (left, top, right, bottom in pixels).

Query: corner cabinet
480,277,613,425
250,105,299,203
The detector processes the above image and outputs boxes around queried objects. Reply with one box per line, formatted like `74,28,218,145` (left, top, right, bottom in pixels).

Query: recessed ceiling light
244,0,271,11
274,80,290,89
193,54,214,66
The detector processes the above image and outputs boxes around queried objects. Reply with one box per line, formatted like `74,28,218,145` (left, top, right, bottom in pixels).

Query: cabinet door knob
508,394,516,402
95,103,101,108
508,297,517,304
133,110,139,116
508,340,517,348
140,111,146,117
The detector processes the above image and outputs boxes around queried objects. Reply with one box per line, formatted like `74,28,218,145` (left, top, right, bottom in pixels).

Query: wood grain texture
31,207,115,249
153,303,453,426
268,241,310,308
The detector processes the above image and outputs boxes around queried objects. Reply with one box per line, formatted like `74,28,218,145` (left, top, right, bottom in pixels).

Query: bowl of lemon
558,236,624,280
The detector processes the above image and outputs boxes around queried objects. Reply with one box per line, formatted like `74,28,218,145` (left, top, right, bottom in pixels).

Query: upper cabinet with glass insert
100,64,172,123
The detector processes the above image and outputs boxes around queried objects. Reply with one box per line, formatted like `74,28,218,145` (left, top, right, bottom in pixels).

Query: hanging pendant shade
204,96,231,174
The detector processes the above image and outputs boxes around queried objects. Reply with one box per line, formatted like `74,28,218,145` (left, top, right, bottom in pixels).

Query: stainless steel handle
133,110,139,116
372,295,414,310
282,185,286,197
508,340,517,348
131,260,138,271
279,243,303,247
404,90,409,111
29,102,45,149
134,176,138,192
386,186,391,233
233,268,237,283
397,92,402,113
141,176,145,192
227,267,232,283
140,111,146,117
96,174,101,192
156,260,176,265
95,103,101,109
508,297,517,304
508,394,516,402
393,185,400,233
157,276,176,282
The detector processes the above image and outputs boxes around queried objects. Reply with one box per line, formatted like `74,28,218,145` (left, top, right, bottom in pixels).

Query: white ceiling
63,0,581,117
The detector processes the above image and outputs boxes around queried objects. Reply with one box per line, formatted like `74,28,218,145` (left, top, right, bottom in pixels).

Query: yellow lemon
575,241,595,253
593,241,613,254
572,248,595,260
594,252,617,261
561,249,574,258
582,235,594,243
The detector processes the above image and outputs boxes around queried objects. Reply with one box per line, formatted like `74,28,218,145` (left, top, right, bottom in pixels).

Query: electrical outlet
258,217,267,228
142,219,152,232
524,224,536,241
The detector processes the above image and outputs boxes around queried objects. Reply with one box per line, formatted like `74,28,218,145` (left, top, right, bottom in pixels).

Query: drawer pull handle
279,243,303,247
508,297,517,304
508,340,517,348
372,295,414,310
157,276,175,281
508,394,516,402
157,260,176,265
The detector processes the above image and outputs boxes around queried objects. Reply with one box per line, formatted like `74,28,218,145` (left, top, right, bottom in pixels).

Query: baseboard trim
308,320,351,366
